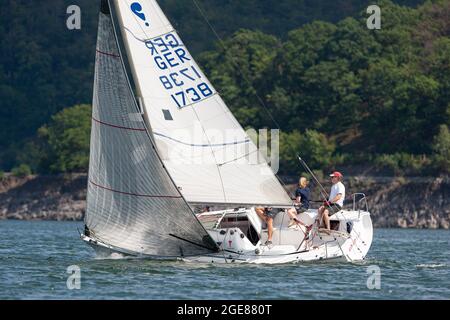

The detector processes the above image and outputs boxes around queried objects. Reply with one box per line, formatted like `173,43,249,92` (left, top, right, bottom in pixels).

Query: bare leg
255,207,266,222
323,209,331,230
318,206,325,227
287,208,298,220
255,207,272,245
267,218,273,241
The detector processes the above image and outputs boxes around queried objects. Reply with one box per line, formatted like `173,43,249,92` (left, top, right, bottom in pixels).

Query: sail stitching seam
90,180,182,199
123,26,179,45
96,49,121,58
153,132,250,148
92,117,146,131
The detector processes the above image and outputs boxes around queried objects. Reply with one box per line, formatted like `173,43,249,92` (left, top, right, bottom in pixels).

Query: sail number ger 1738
145,33,215,109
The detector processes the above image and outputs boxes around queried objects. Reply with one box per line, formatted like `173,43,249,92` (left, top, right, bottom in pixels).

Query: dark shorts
327,204,342,216
264,207,278,219
295,205,308,214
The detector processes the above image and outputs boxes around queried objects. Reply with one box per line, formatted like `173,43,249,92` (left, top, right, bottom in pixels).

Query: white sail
113,0,293,207
85,1,218,257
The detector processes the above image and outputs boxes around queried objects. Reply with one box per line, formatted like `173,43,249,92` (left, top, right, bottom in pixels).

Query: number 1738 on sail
170,82,214,108
159,66,215,108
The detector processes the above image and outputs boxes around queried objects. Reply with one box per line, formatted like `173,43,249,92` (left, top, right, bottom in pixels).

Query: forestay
113,0,293,207
85,1,218,257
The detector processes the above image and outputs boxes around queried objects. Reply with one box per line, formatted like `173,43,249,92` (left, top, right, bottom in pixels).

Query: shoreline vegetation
0,0,448,229
0,0,450,180
1,1,449,180
0,174,448,229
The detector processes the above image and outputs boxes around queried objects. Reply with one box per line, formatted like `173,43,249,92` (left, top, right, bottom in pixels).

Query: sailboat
81,0,373,264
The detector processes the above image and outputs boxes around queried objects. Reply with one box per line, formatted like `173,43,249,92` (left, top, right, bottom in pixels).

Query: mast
84,0,218,257
111,0,293,208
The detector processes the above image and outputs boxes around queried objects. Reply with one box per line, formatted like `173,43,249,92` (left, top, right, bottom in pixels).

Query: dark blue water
0,221,449,300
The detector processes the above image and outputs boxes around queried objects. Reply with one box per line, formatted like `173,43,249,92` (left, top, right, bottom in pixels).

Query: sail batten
189,202,295,209
85,1,218,257
123,26,177,43
114,0,293,207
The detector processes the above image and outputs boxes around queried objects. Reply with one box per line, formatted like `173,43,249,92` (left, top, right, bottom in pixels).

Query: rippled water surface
0,221,449,299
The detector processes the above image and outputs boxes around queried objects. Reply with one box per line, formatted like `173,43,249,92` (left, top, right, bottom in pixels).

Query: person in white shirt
318,171,346,232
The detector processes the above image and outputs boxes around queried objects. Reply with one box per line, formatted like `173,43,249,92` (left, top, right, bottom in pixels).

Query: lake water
0,221,449,300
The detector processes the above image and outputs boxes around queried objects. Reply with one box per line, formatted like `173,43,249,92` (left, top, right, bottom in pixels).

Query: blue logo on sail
131,2,150,27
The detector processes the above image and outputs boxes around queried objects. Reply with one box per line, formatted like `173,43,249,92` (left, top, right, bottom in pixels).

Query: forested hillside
1,0,448,177
199,0,450,175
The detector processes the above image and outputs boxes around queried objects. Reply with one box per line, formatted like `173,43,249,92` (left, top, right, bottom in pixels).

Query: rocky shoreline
0,174,449,229
0,174,86,221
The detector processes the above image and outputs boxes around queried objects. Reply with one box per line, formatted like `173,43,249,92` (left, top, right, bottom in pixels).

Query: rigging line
168,234,218,252
220,225,230,263
294,220,311,251
336,236,350,262
297,156,365,252
109,1,219,250
298,155,330,202
88,227,213,256
122,1,228,203
190,105,229,203
89,192,212,255
274,174,295,199
126,6,216,120
190,0,282,130
128,4,265,185
175,71,228,201
298,155,347,217
191,0,296,200
277,210,288,245
298,154,345,230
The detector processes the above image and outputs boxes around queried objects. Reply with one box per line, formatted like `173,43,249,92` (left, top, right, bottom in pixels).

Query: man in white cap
318,171,345,232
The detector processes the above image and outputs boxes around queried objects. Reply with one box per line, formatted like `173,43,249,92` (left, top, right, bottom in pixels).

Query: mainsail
113,0,293,207
85,0,218,257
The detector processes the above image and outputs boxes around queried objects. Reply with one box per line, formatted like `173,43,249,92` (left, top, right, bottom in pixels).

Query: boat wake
94,252,129,260
415,263,447,269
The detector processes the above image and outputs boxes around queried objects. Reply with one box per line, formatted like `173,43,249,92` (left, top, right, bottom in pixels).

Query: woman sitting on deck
287,177,311,228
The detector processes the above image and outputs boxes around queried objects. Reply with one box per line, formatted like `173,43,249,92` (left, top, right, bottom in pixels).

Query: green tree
12,164,32,178
199,29,280,129
15,140,50,174
39,104,92,173
279,129,336,174
299,59,362,132
360,60,440,154
0,0,98,169
300,130,336,170
432,124,450,173
268,21,337,131
427,37,450,127
325,17,381,70
1,0,445,178
374,153,430,175
279,130,303,175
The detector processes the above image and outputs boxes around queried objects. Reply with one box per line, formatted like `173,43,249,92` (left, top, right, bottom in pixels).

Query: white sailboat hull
185,208,373,264
83,207,373,265
85,1,373,264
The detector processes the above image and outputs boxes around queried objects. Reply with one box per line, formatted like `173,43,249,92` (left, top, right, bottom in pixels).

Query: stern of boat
194,193,373,264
